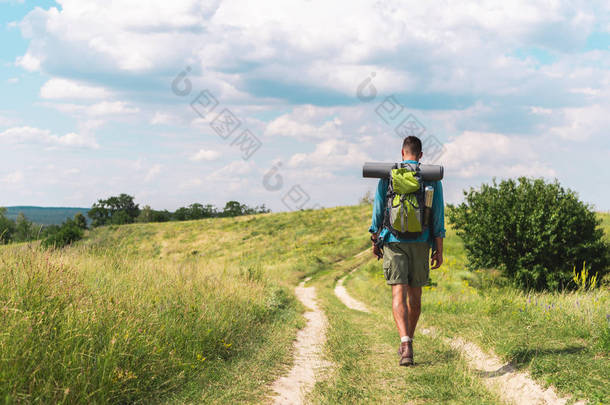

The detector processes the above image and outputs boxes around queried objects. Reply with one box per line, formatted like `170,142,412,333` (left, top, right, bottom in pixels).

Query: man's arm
431,237,443,269
430,180,446,269
369,178,388,235
369,178,388,258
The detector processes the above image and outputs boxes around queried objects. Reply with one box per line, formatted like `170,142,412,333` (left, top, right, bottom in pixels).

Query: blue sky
0,0,609,211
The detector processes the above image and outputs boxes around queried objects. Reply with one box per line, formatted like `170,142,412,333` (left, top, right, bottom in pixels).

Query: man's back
368,159,446,248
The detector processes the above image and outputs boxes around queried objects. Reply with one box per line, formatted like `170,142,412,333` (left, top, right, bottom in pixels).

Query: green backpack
383,167,427,239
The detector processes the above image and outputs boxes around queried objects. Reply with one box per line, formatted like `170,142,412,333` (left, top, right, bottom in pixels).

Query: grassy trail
318,213,609,404
305,252,503,404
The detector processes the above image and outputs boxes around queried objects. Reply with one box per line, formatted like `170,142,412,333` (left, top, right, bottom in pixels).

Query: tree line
0,194,270,248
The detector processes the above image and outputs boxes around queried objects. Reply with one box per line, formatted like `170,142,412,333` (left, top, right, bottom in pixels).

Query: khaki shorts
382,242,430,286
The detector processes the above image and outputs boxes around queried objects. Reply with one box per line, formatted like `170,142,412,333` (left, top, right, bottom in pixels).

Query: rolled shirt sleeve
431,180,446,239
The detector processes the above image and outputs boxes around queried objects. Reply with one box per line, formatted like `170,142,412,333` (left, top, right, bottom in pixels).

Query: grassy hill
4,206,90,225
0,206,370,403
0,207,607,403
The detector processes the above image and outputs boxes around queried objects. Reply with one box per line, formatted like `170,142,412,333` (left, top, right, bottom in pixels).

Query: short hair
402,136,422,156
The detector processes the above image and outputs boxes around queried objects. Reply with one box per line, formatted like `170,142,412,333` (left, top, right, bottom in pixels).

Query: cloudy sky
1,0,609,212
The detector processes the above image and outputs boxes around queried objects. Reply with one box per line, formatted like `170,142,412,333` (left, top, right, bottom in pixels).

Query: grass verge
0,205,368,403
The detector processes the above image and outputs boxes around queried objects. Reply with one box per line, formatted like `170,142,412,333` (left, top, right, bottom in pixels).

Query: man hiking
369,135,445,366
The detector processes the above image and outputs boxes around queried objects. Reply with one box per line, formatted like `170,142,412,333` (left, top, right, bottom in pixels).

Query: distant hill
3,206,90,225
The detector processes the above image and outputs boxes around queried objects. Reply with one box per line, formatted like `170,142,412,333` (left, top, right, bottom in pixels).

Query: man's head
402,136,423,161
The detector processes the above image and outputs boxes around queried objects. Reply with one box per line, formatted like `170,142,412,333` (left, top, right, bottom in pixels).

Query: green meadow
0,207,367,403
329,211,609,403
0,207,607,403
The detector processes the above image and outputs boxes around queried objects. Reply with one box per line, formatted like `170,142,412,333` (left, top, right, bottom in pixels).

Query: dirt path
334,271,370,313
420,328,586,405
270,278,331,404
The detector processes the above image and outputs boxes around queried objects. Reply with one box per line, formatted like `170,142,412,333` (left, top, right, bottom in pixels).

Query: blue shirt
368,160,446,247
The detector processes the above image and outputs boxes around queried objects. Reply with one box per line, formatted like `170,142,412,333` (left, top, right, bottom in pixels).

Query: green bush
448,177,609,291
0,207,16,244
41,219,84,249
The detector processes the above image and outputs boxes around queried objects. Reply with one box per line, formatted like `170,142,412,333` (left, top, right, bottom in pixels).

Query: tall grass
0,244,289,403
0,205,369,403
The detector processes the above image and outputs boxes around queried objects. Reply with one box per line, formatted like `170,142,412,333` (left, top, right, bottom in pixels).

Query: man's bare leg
406,286,422,338
391,284,422,338
391,284,408,337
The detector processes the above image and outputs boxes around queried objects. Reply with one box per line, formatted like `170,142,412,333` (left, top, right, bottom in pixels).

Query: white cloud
145,164,162,182
77,119,105,133
570,87,601,96
88,101,139,116
45,101,140,117
40,78,112,99
0,126,52,142
16,0,222,74
265,114,343,140
15,52,40,71
151,112,179,125
14,0,605,105
0,126,99,149
548,104,610,141
1,170,24,184
190,148,220,161
287,137,372,169
206,160,256,181
51,132,99,148
441,131,555,179
530,106,552,115
6,77,19,84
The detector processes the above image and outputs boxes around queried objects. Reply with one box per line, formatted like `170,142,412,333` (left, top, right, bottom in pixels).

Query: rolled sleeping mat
362,162,444,181
361,162,397,179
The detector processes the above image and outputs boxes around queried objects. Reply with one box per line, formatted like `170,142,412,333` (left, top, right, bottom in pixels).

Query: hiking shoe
399,341,414,366
397,340,413,356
